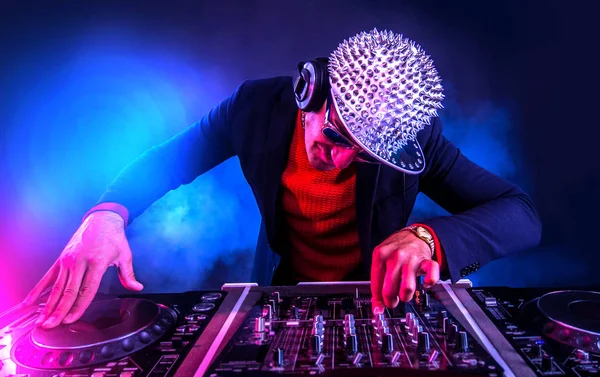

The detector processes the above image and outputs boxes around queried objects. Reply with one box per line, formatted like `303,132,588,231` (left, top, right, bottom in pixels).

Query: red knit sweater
280,111,362,281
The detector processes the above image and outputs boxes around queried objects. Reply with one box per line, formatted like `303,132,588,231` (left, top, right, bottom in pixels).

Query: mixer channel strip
205,285,504,376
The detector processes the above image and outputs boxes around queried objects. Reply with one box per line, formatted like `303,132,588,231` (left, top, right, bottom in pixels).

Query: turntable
467,286,600,376
0,291,228,377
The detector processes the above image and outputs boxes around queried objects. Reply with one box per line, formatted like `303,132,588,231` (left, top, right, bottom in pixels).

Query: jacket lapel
355,163,381,274
262,86,297,253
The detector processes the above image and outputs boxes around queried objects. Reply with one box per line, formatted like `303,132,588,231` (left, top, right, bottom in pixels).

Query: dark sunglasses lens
323,127,353,147
323,127,380,163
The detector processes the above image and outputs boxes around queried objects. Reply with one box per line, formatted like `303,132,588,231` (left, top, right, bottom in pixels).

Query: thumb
116,243,143,291
117,259,144,291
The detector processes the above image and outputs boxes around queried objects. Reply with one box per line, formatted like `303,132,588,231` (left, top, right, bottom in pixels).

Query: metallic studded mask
328,28,445,174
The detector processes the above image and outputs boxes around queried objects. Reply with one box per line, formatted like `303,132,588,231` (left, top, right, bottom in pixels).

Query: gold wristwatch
406,225,435,258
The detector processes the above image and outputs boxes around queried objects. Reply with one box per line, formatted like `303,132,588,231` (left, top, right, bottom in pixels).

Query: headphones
293,57,330,112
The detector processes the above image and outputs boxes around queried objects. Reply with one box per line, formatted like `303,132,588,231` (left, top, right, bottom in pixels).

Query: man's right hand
23,211,144,329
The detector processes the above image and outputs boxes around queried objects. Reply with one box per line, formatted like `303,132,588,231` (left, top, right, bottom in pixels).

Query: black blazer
98,77,542,285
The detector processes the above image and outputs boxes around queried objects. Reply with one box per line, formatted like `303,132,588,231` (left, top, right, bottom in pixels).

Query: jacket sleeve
89,81,248,226
417,118,542,282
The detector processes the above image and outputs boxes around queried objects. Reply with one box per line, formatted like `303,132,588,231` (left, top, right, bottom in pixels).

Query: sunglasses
322,95,380,164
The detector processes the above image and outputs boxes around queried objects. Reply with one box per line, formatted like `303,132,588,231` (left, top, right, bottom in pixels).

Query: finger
24,261,60,306
370,247,386,315
420,259,440,288
399,258,419,302
116,245,144,291
41,261,87,329
36,266,69,326
382,256,402,308
63,265,105,324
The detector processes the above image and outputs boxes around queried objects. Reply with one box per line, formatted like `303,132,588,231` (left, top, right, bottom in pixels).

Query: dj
25,29,541,329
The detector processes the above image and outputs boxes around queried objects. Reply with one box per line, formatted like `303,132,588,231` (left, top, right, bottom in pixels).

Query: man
24,29,541,329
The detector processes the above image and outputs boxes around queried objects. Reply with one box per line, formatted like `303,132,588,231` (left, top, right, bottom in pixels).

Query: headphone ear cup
293,63,311,110
293,59,329,112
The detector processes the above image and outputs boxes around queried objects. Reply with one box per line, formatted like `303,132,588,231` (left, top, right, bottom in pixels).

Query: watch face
416,227,431,240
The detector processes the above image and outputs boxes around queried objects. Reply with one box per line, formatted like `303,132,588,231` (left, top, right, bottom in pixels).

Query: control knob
405,312,414,329
412,325,423,341
382,333,394,353
268,299,277,316
254,316,265,333
262,304,272,320
576,349,590,362
344,313,355,324
541,355,554,372
442,317,452,334
313,321,324,335
534,341,544,359
448,324,458,342
485,296,498,307
272,291,280,303
311,334,322,354
347,334,358,354
410,319,420,335
456,331,469,352
437,310,447,324
273,348,284,367
417,332,430,353
378,319,388,330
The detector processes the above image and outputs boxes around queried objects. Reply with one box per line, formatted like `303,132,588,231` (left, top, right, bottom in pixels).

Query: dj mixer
204,282,503,376
1,280,599,377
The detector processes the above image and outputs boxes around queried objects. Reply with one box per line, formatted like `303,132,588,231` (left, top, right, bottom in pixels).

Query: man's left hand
371,229,440,314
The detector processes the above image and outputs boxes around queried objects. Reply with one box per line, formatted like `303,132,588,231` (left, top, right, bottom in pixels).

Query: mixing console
4,280,597,377
204,283,504,376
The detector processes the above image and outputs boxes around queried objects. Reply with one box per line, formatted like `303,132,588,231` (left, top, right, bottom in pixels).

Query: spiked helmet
328,28,445,174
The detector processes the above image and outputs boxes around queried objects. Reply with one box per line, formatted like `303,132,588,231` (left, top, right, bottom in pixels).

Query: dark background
0,0,597,312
